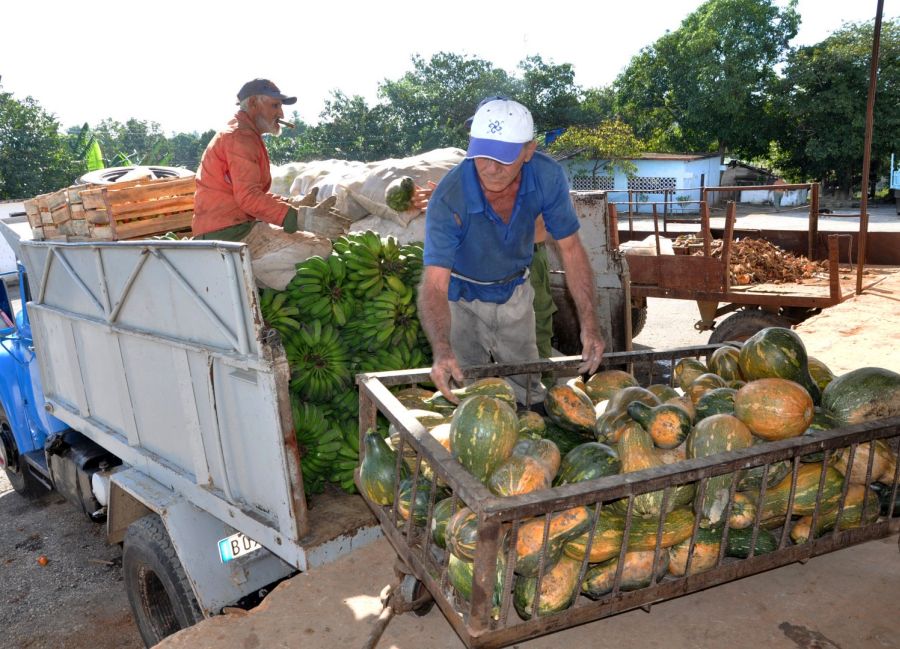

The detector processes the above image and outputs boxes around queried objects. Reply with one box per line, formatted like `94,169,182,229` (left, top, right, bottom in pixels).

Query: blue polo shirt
423,152,579,303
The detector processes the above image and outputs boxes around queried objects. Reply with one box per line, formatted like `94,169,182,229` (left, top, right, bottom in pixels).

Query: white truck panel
18,240,310,565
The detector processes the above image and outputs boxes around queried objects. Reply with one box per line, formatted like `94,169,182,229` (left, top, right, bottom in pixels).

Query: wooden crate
24,176,195,241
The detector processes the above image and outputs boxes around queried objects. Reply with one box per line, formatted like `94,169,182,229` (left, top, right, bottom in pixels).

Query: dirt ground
0,472,142,649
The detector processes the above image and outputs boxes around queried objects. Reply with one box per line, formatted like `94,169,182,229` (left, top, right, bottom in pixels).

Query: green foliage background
0,0,896,200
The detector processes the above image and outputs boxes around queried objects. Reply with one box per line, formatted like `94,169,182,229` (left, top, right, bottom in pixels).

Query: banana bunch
332,231,386,299
259,288,302,335
331,388,359,421
327,418,360,494
285,320,351,403
354,345,430,375
292,399,334,495
286,255,356,327
347,286,421,351
399,242,424,287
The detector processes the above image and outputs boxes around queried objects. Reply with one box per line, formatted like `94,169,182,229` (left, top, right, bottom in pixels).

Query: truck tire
123,514,203,647
708,310,792,346
631,303,648,339
0,406,45,498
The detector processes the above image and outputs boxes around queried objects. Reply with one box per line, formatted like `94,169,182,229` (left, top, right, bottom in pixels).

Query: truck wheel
123,514,203,647
631,303,648,339
708,310,792,346
0,407,45,498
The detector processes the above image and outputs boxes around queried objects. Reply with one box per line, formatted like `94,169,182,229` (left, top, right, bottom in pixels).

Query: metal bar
700,201,711,257
150,249,241,352
223,248,250,356
107,248,151,323
50,248,106,316
93,248,112,317
704,183,813,193
467,520,898,649
721,203,736,293
808,186,819,260
608,203,620,249
857,0,885,295
652,204,661,250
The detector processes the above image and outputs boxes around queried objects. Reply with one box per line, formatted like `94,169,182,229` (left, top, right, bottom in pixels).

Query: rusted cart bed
355,347,900,649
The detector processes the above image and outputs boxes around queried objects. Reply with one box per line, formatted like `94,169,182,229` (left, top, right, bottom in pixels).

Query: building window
571,175,614,191
627,177,677,192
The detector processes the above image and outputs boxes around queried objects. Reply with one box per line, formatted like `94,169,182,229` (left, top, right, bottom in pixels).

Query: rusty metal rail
356,347,900,649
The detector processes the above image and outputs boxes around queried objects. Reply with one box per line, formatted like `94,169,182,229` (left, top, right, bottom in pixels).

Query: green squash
447,552,508,620
431,497,457,549
737,327,821,404
694,387,737,420
584,369,638,403
582,550,669,599
514,555,582,619
821,366,900,426
687,414,753,524
426,377,517,413
626,402,693,449
545,384,596,434
553,442,620,486
807,357,835,392
449,395,519,483
674,357,708,391
359,431,406,505
708,345,744,382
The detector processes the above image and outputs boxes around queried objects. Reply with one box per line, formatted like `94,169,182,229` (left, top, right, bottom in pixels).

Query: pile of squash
359,327,900,621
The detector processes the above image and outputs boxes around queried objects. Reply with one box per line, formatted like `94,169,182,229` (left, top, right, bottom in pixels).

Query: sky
1,0,893,135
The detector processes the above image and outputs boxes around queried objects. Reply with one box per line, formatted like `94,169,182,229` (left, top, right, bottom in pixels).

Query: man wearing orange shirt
193,79,349,289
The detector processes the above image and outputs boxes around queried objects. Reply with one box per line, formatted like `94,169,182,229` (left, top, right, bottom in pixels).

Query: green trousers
530,243,557,358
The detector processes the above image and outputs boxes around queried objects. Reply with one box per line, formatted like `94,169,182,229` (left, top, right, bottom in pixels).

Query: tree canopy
1,10,896,200
614,0,800,157
771,19,900,193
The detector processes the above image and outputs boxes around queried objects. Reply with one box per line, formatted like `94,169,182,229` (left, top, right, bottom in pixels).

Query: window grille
571,176,614,191
627,177,677,192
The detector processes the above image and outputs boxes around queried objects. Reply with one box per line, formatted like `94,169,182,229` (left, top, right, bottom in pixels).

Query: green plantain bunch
261,230,432,497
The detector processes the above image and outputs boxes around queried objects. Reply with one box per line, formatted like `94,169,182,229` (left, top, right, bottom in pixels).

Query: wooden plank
81,191,108,210
113,212,194,239
50,204,71,225
103,177,196,204
110,195,195,220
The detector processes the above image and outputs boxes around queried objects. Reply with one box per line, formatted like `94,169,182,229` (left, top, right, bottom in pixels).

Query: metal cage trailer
356,347,900,649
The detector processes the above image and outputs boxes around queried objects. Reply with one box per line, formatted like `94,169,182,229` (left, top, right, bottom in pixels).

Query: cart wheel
399,574,434,617
708,310,792,346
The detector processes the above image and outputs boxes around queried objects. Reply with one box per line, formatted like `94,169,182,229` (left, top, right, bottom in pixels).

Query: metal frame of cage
356,346,900,649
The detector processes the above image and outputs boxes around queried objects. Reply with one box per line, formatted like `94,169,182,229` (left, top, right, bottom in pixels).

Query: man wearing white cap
418,99,605,404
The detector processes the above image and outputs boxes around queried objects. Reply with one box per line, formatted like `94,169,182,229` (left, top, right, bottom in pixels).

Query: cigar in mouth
277,119,296,129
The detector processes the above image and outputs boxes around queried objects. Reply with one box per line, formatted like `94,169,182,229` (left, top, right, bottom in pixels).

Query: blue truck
0,225,380,646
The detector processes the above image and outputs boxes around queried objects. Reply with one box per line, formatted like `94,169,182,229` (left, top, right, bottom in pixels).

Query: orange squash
488,455,551,497
584,369,639,403
733,378,814,440
545,384,596,434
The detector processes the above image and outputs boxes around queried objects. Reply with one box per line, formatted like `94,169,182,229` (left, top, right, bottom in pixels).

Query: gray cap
236,79,296,105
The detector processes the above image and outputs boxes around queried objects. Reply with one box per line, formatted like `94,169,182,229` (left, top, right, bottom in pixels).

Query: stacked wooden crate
24,176,196,241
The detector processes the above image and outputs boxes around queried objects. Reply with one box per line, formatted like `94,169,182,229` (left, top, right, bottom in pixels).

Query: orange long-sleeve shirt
192,111,289,235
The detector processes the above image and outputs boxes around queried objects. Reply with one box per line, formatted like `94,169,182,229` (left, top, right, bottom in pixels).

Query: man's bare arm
417,265,464,402
555,233,605,374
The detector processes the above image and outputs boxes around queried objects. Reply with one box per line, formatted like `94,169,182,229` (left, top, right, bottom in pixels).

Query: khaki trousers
449,282,546,405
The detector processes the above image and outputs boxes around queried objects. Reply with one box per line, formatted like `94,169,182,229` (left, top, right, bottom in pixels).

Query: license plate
218,532,262,563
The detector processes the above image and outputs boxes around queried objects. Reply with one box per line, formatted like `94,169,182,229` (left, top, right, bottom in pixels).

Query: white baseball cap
466,99,535,164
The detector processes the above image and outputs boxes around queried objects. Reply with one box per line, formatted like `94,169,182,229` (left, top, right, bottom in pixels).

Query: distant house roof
551,147,721,163
638,152,720,161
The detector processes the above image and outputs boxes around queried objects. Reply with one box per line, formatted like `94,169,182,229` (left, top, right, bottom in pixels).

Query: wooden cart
614,201,891,344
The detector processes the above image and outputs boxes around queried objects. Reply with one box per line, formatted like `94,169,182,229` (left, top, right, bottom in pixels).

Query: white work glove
287,186,319,208
298,196,350,239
